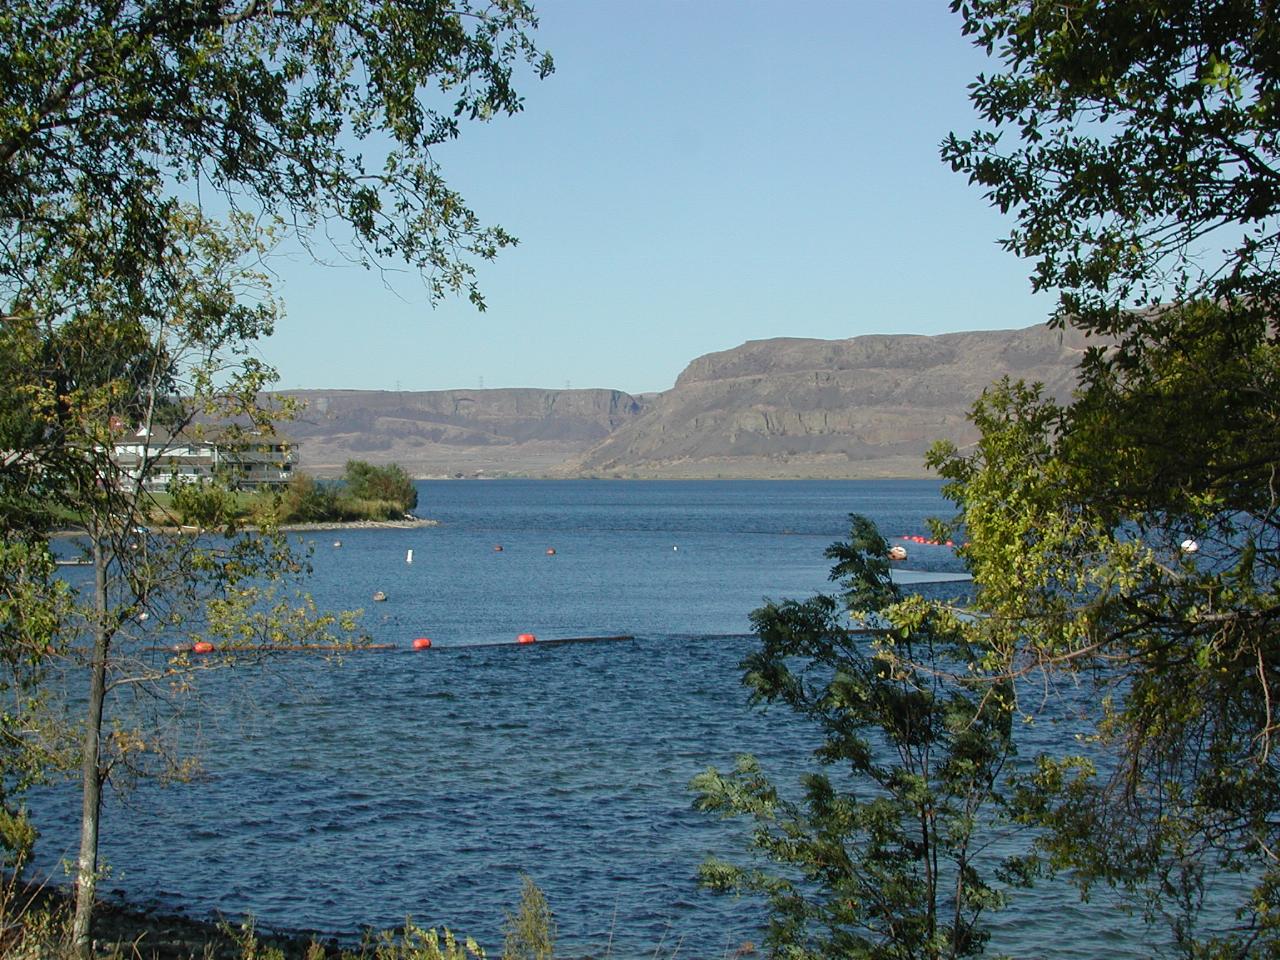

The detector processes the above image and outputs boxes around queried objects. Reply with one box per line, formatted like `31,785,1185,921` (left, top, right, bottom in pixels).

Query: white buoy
406,548,414,564
1180,539,1200,554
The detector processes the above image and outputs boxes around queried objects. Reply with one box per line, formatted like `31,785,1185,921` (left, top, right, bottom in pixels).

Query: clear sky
260,1,1050,396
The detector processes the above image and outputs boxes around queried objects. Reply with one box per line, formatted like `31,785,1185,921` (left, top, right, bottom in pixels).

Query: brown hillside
551,324,1092,479
274,325,1092,480
278,388,651,477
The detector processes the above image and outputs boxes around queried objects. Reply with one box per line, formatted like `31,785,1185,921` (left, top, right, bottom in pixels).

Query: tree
0,533,68,869
941,0,1280,511
943,1,1280,338
938,2,1280,951
501,875,556,960
280,471,343,523
2,0,552,315
37,208,363,957
1,3,550,955
343,459,419,513
693,516,1019,960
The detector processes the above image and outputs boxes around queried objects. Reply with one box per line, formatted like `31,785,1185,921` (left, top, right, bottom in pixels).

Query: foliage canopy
939,1,1280,952
344,459,419,513
944,0,1280,339
694,516,1018,960
1,2,548,955
1,0,552,316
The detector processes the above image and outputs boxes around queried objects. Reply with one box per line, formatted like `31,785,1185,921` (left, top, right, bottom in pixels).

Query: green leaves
930,344,1280,948
1,2,546,951
824,514,898,616
695,517,1016,960
1,0,550,320
945,0,1280,338
0,536,69,864
343,459,419,513
934,3,1280,950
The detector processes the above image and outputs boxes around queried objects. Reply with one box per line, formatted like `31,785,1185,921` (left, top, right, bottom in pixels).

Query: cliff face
280,324,1092,479
551,325,1092,479
280,387,651,476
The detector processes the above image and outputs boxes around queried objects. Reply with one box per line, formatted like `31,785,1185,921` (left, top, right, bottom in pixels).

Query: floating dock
149,643,399,655
438,634,634,651
890,569,973,584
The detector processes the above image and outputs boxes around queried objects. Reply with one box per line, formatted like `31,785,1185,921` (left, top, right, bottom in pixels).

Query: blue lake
32,480,1171,956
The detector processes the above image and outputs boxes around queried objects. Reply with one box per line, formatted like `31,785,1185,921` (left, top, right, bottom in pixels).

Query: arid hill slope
279,388,651,476
278,324,1091,479
552,324,1092,479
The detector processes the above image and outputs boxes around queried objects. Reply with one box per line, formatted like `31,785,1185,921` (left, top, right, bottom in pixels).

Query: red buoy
412,637,433,650
192,641,214,655
517,633,536,644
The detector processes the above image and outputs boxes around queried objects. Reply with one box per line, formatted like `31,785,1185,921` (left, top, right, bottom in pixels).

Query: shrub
336,498,399,521
168,478,238,529
343,461,417,513
352,921,486,960
281,473,341,523
501,876,555,960
0,899,70,960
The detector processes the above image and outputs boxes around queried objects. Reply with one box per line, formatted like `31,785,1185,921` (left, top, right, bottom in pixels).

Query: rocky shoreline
53,517,441,540
11,884,344,959
281,516,440,532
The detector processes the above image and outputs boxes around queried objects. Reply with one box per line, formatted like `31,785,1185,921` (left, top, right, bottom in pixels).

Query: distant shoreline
279,516,439,532
53,517,440,538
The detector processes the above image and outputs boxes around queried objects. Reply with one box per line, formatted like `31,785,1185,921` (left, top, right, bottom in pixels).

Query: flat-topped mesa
276,386,652,476
673,325,1089,387
674,334,962,386
287,387,646,438
277,324,1095,480
557,324,1094,480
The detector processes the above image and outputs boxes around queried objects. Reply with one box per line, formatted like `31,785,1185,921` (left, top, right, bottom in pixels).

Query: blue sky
261,1,1049,395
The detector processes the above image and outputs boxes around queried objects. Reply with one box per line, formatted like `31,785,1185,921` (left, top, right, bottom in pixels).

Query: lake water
31,480,1176,956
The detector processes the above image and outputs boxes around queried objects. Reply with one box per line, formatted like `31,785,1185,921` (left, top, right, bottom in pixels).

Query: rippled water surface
32,480,1171,956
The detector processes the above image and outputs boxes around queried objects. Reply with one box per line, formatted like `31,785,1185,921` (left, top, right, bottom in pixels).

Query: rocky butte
279,323,1092,479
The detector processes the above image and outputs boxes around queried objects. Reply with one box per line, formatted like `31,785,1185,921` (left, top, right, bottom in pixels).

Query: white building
111,426,296,491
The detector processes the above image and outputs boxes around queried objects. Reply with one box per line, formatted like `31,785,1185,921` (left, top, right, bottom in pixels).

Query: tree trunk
72,531,109,959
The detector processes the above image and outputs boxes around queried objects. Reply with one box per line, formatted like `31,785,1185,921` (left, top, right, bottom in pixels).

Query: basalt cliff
282,324,1091,479
279,387,652,477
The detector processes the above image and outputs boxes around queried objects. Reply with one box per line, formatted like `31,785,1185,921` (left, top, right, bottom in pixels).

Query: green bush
693,515,1016,959
349,921,485,960
168,478,239,529
343,461,417,513
271,467,420,524
342,498,404,521
280,473,341,522
501,876,555,960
